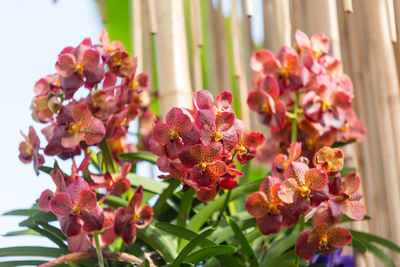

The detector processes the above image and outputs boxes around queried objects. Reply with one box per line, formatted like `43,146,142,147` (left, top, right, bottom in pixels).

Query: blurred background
1,0,400,266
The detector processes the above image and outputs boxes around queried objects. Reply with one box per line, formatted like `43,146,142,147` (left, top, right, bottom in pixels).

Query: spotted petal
342,201,365,220
305,168,328,191
49,193,72,217
245,192,270,218
278,178,298,204
257,213,282,235
295,230,316,260
328,227,352,248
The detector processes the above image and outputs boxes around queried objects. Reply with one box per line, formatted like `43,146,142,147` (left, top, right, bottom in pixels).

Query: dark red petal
343,172,360,195
195,90,215,110
216,91,233,110
152,122,172,145
81,205,104,232
38,190,53,212
83,118,106,145
67,232,91,252
60,214,83,237
128,185,144,213
257,213,282,235
207,160,227,176
113,179,131,195
284,162,308,184
67,179,91,204
114,207,135,245
78,189,98,209
216,112,235,131
328,227,352,248
244,132,265,149
295,230,316,260
219,177,239,190
245,192,270,218
261,75,280,98
49,193,73,216
196,186,218,202
247,89,269,112
81,49,100,71
305,168,328,191
135,205,153,229
56,53,76,77
342,201,365,220
179,144,206,166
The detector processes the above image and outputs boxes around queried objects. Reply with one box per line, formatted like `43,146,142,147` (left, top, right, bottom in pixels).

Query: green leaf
3,208,40,216
104,0,132,53
28,225,66,248
0,260,48,267
228,217,259,266
264,230,298,260
177,188,195,228
127,173,169,194
103,194,129,208
99,139,118,173
351,238,367,253
210,212,255,244
38,165,53,174
137,224,177,263
153,179,181,217
155,222,244,266
340,167,357,176
4,229,40,237
184,245,237,265
260,249,296,267
172,229,214,267
119,151,158,164
0,246,68,258
350,230,400,252
332,140,356,148
188,179,262,232
363,242,395,267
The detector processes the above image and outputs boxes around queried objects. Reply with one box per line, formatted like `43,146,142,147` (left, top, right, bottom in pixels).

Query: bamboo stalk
231,0,250,127
190,0,203,91
392,0,400,82
263,0,291,52
131,0,143,73
385,0,397,42
155,0,192,117
148,0,157,34
244,0,253,17
343,0,354,13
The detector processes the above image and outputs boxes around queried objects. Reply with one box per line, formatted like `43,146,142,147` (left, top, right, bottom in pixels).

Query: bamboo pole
131,0,143,73
155,0,193,117
231,0,250,128
343,0,354,13
190,0,203,91
341,0,400,264
385,0,397,43
141,0,156,91
263,0,291,52
393,0,400,83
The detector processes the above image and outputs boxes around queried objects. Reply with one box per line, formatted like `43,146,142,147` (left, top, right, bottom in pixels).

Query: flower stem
213,189,232,228
291,91,300,143
293,214,305,267
94,231,105,267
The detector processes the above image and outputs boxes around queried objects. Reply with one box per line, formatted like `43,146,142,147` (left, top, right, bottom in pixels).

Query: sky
0,0,264,263
0,0,102,253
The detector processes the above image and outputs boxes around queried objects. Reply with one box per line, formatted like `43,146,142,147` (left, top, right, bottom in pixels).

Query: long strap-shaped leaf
171,228,214,267
127,173,169,194
228,217,259,266
119,151,158,164
155,222,244,266
184,245,237,265
350,229,400,252
153,179,180,217
362,241,395,267
187,179,262,232
0,246,69,258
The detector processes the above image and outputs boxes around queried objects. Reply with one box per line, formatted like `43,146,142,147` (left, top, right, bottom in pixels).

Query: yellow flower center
298,186,311,197
171,130,180,140
197,162,208,172
120,117,127,126
75,64,84,73
322,101,332,111
313,49,323,58
26,146,33,156
131,80,139,90
341,123,349,132
71,205,81,215
261,102,271,114
319,236,328,246
237,145,248,156
68,122,80,134
213,131,224,142
281,69,289,79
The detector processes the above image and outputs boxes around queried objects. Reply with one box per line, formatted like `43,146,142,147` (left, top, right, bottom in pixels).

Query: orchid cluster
246,144,365,260
18,30,154,252
150,90,265,202
249,30,366,162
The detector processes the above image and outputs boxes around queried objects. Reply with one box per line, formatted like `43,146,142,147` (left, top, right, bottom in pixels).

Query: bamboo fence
100,0,400,265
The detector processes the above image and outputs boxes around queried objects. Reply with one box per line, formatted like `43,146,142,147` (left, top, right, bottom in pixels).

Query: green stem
99,139,117,173
293,214,305,267
291,91,300,142
213,190,232,228
94,231,105,267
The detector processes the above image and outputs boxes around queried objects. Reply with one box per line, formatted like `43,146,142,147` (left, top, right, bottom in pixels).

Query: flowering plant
3,29,400,267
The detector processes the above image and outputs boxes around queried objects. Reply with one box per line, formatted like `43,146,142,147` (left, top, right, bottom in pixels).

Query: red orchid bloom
114,186,153,245
193,90,234,114
44,103,106,155
278,162,329,208
295,29,330,58
151,107,199,159
313,146,344,176
271,142,302,177
19,127,44,175
247,75,287,131
295,224,352,260
179,142,227,187
245,176,284,234
49,179,104,236
235,131,265,165
67,232,92,252
328,172,366,220
90,162,132,196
